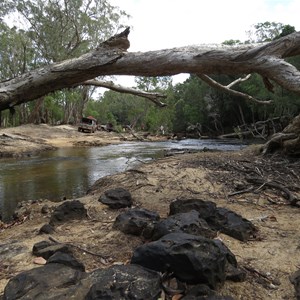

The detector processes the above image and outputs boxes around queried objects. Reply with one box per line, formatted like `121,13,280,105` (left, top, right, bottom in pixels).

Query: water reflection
0,139,246,221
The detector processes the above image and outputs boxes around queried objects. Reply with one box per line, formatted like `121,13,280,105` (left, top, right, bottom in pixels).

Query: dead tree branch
197,74,272,104
81,79,167,107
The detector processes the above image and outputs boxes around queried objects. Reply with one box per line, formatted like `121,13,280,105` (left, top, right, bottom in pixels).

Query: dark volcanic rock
32,240,70,259
3,263,86,300
169,198,217,219
169,198,257,242
208,207,257,242
49,200,87,225
99,187,133,209
39,223,55,234
85,264,162,300
113,208,160,239
3,259,161,299
290,270,300,300
47,251,85,272
152,210,216,240
131,232,237,289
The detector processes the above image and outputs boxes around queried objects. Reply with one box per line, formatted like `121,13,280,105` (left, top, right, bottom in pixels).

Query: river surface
0,139,247,221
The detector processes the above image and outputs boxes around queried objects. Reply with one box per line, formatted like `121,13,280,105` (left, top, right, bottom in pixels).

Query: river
0,139,246,221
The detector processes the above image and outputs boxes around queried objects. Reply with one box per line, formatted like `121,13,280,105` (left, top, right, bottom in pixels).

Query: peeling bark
1,29,300,111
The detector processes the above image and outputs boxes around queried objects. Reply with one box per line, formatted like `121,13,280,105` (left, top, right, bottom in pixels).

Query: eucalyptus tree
0,0,128,124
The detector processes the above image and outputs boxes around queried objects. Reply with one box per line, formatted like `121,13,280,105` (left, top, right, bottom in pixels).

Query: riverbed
0,139,246,221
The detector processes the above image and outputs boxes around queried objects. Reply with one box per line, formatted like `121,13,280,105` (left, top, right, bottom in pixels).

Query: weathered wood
1,29,300,111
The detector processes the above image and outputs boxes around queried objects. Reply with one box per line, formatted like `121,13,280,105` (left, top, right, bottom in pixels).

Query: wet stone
99,187,133,209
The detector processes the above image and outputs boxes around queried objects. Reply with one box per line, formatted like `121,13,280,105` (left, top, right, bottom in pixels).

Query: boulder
49,200,87,226
3,263,86,300
113,208,160,239
151,210,216,240
85,264,162,300
169,198,217,219
99,187,132,209
131,232,238,289
207,207,257,242
169,199,257,241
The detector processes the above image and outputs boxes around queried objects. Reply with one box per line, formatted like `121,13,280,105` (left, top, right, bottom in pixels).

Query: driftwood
219,117,289,140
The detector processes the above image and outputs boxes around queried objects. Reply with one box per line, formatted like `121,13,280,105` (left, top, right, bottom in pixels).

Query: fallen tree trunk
1,29,300,111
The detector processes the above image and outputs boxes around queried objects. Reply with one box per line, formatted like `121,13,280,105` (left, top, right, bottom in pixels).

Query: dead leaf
33,257,46,265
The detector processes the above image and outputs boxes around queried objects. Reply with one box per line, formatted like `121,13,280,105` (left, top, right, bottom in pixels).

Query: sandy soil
0,124,299,299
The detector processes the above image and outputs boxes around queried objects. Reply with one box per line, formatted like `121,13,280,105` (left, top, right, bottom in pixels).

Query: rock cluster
4,188,293,299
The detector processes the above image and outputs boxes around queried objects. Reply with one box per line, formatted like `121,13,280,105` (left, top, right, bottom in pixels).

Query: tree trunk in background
261,113,300,156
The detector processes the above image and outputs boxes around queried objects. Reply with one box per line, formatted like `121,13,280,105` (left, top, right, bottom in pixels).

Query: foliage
0,0,128,126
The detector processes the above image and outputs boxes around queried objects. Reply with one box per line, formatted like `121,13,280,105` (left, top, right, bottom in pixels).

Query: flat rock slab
131,232,238,289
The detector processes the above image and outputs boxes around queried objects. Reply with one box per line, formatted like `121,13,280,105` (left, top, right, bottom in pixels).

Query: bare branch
227,74,251,88
81,79,167,107
197,74,273,105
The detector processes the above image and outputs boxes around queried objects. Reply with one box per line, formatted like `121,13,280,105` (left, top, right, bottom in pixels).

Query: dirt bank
0,125,299,299
0,124,132,157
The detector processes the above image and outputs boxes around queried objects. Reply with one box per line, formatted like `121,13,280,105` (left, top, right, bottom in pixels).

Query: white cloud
112,0,300,51
108,0,299,87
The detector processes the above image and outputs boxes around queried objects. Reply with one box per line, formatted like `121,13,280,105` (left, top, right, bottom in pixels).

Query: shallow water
0,139,246,221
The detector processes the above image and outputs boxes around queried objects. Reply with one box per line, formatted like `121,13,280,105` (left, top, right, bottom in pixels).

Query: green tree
0,0,129,126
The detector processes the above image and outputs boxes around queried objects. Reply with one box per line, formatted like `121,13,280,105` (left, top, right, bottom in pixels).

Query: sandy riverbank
0,124,299,299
